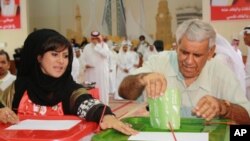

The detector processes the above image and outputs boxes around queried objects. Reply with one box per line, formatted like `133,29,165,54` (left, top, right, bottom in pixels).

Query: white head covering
0,0,16,17
240,25,250,35
215,34,246,93
119,43,131,55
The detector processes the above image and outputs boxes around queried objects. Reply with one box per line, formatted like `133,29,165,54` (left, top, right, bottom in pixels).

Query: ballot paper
5,119,81,130
128,132,208,141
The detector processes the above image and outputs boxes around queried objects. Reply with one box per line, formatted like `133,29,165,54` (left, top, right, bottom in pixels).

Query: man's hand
0,107,19,124
100,115,138,135
192,95,221,121
140,73,167,98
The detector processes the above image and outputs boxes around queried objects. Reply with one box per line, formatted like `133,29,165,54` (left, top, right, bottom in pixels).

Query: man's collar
170,55,211,91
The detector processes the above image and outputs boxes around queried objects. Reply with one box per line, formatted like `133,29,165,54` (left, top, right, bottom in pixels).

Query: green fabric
148,88,181,129
92,117,229,141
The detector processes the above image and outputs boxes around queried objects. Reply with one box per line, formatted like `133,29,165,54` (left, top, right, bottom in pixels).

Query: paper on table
5,119,81,130
128,132,208,141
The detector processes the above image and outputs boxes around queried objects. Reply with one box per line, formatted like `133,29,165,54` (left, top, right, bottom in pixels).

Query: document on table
128,132,208,141
5,119,81,130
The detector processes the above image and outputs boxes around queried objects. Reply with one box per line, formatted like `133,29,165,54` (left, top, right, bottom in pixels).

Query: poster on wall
211,0,250,20
0,0,20,29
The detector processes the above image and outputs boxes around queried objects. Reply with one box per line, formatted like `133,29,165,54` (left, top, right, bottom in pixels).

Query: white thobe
245,47,250,100
137,41,148,55
0,71,16,91
108,49,118,94
115,51,136,100
143,50,158,62
71,56,80,83
82,43,110,105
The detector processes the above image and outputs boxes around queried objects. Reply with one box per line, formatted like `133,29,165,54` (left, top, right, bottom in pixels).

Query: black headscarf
12,29,82,114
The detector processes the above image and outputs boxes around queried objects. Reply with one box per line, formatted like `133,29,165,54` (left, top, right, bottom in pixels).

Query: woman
0,29,136,135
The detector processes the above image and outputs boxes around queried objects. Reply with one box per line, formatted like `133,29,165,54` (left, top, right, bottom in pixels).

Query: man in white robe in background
143,45,158,62
0,50,16,108
115,44,135,100
214,34,246,95
242,25,250,100
82,31,110,105
137,35,149,56
108,44,118,95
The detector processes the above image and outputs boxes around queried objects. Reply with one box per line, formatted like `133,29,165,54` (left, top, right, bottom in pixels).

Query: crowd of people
1,19,250,135
70,32,160,104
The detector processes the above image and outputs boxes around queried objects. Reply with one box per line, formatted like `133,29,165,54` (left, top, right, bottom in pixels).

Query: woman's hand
0,107,19,124
100,115,138,135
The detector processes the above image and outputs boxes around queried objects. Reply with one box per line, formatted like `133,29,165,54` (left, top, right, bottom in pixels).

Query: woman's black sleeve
73,94,114,123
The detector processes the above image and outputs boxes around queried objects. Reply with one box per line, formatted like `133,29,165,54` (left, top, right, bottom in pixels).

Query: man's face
0,54,10,78
243,32,250,46
123,46,128,52
176,36,215,79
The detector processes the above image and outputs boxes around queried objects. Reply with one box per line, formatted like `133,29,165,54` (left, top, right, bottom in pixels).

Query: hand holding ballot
139,72,167,99
0,107,18,124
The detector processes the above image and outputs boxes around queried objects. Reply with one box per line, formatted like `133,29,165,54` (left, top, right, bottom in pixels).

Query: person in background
0,29,137,135
82,31,110,105
231,34,242,60
143,45,158,62
129,46,140,71
0,50,16,108
121,36,132,47
242,25,250,100
115,44,134,100
70,38,80,48
108,44,118,95
119,19,250,124
71,48,80,83
80,36,89,49
137,35,149,56
214,34,246,95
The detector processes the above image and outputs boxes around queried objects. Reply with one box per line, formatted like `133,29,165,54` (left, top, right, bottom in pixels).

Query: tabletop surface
92,116,230,141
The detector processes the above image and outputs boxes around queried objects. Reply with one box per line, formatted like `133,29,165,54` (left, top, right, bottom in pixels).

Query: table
92,117,230,141
0,115,98,141
88,88,100,100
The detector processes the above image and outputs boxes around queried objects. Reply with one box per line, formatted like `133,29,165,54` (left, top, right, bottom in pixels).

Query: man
243,25,250,100
82,31,110,105
119,19,250,124
137,35,149,56
143,45,158,62
115,44,135,100
0,50,16,108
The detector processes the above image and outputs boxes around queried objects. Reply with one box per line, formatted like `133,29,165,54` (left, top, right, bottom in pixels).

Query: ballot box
0,115,98,141
92,117,230,141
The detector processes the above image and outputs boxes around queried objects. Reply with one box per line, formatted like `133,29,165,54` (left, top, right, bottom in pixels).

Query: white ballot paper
128,132,208,141
5,119,81,130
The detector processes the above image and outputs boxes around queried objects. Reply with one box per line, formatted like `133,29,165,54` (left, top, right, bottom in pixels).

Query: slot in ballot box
0,115,98,141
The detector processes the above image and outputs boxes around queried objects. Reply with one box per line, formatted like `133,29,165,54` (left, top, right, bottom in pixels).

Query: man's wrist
219,99,231,117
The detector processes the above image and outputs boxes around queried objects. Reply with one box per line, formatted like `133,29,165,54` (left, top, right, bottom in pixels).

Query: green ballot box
148,88,181,129
92,117,229,141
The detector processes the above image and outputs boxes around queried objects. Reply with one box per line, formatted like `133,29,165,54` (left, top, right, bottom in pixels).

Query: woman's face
38,48,69,78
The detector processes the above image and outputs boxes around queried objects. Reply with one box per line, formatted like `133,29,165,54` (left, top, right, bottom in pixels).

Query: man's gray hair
176,19,216,48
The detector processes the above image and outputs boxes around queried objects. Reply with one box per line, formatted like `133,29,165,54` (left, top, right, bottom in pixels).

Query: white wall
0,0,29,59
202,0,249,55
